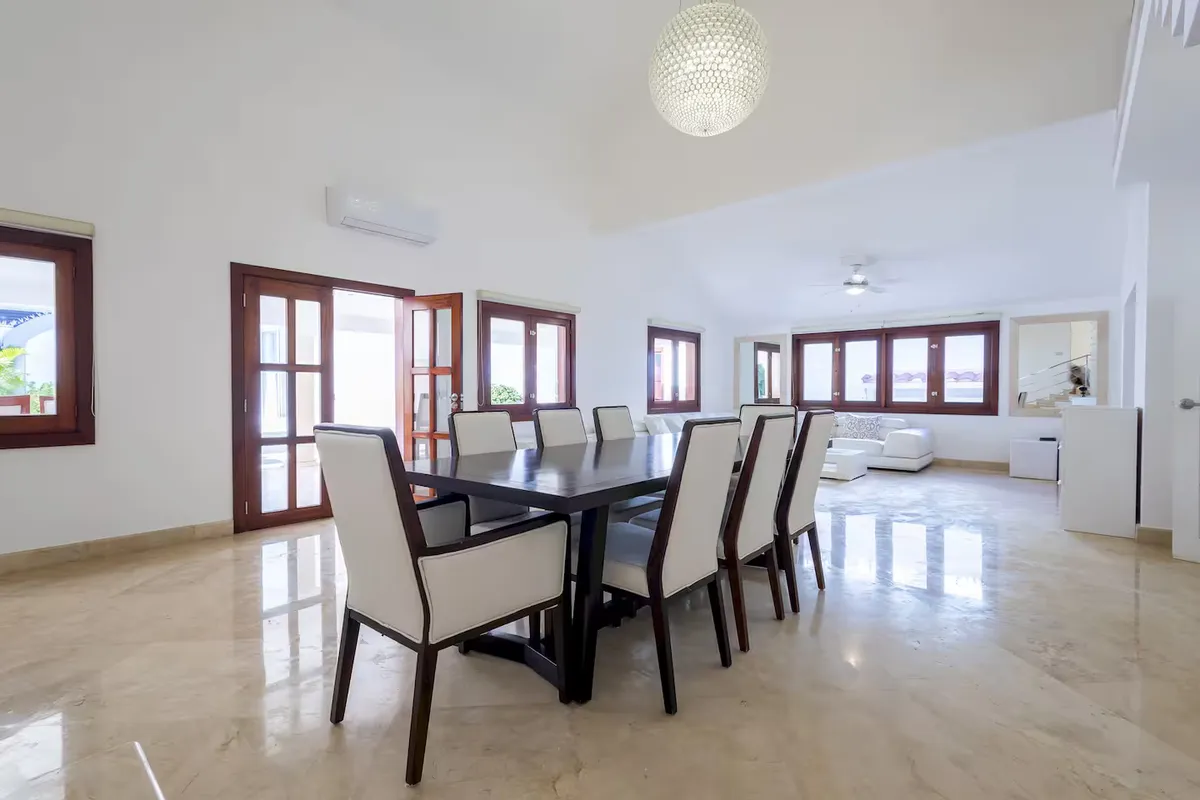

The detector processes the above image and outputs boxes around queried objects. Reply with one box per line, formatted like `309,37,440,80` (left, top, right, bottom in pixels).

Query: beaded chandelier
649,0,771,137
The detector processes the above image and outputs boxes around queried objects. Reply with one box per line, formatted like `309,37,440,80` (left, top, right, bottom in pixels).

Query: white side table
1009,439,1058,481
822,448,867,481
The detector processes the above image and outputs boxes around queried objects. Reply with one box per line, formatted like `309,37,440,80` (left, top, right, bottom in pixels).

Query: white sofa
830,415,933,472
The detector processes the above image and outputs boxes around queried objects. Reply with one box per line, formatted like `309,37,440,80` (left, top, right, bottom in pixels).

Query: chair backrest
533,408,588,448
447,410,528,522
724,414,794,560
778,410,837,535
593,405,636,441
648,418,741,597
739,403,796,438
448,411,517,456
314,425,427,643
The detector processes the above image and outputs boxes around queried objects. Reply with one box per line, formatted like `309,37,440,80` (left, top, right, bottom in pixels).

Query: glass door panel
242,276,333,530
401,293,463,497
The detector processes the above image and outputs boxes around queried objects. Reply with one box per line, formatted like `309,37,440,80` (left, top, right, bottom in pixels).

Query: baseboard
0,519,235,577
932,458,1009,473
1136,525,1172,548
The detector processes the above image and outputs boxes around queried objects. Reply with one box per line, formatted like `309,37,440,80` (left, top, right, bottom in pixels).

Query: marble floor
3,468,1200,798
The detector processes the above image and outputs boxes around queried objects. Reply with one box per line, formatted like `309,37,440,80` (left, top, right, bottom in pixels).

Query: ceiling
602,113,1130,331
333,0,1135,229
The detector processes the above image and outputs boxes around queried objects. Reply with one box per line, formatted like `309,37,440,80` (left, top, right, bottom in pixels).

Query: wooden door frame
400,293,464,468
230,263,415,533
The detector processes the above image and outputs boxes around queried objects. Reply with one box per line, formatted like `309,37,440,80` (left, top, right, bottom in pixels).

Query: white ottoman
822,448,868,481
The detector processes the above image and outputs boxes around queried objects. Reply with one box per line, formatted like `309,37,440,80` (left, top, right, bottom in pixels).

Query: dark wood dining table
404,432,754,704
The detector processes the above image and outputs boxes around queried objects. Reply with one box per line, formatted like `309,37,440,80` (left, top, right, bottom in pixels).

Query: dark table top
404,433,734,515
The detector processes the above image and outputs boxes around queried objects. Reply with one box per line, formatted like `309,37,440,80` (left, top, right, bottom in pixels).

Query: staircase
1018,355,1092,410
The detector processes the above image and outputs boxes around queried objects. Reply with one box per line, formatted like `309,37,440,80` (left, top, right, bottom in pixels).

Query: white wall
0,0,730,555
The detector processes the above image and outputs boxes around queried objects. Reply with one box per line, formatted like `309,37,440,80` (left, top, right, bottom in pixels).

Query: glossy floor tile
3,468,1200,798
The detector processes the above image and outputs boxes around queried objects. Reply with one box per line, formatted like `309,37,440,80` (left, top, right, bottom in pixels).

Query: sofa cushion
645,415,671,435
837,413,882,441
882,428,934,459
831,437,884,457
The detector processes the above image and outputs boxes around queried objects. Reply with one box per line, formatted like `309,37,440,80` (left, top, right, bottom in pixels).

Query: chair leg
807,528,826,591
764,547,785,621
725,559,751,653
649,596,678,715
779,534,801,613
528,612,541,648
706,579,733,668
405,647,439,786
552,601,569,705
330,606,360,724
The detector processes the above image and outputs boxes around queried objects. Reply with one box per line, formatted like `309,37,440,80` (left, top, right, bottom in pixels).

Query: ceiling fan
806,256,889,296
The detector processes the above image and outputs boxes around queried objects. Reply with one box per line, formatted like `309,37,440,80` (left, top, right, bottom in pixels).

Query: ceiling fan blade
867,285,887,294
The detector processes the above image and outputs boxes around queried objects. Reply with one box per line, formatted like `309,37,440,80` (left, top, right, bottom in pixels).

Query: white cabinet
1059,406,1141,538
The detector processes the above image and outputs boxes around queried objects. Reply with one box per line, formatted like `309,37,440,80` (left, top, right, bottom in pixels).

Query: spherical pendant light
649,0,771,138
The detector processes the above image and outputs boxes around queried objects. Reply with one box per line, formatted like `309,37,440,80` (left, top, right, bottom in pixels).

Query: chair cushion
470,510,544,534
570,522,654,598
629,507,660,531
831,437,883,457
609,495,663,522
645,415,671,435
882,428,934,459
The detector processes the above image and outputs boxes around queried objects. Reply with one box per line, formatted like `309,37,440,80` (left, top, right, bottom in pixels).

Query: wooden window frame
791,321,1000,416
477,300,576,422
647,326,702,414
753,342,782,404
0,226,95,450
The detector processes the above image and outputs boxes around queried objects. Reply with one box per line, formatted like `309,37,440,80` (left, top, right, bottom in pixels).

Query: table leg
570,505,608,703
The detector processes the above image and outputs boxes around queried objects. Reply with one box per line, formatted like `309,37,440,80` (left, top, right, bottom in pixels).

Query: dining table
404,431,762,704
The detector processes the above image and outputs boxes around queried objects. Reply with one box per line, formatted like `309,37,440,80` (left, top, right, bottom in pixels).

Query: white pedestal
1059,406,1140,538
822,448,868,481
1009,439,1058,480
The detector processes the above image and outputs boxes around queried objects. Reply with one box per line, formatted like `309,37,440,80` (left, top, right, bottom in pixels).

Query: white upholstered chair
738,403,796,438
315,424,570,786
532,408,589,448
718,413,794,652
535,407,662,523
448,411,537,533
592,405,637,441
596,418,740,713
774,410,837,612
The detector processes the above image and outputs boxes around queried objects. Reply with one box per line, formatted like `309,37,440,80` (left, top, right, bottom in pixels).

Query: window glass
536,322,568,403
0,256,56,417
944,335,985,403
678,340,697,402
843,340,878,402
802,342,833,402
488,317,525,405
653,337,675,402
891,338,929,403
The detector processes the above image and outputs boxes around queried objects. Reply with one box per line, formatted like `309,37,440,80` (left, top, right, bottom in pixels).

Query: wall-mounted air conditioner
325,186,440,246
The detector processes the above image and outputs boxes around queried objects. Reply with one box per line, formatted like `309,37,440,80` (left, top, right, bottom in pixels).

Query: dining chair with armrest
315,424,571,786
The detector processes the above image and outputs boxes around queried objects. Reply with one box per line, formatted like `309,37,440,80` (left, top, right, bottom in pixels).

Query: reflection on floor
4,468,1200,798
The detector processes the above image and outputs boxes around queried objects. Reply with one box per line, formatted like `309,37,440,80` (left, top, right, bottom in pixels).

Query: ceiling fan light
845,286,867,296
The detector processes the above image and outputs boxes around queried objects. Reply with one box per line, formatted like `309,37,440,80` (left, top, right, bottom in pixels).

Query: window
754,342,782,403
792,321,999,415
0,226,94,449
648,326,701,413
478,300,575,421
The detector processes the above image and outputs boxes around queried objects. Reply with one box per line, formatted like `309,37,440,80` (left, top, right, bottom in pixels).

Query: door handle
1181,398,1197,410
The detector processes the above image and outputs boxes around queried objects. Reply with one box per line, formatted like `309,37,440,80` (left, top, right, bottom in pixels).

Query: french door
401,294,463,496
240,276,335,530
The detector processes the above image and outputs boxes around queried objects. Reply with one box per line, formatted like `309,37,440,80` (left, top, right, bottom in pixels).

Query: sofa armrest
882,428,933,459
